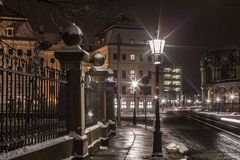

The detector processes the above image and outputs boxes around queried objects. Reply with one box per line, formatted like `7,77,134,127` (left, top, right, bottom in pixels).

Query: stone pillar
54,23,89,159
88,68,110,145
105,81,115,121
55,51,88,158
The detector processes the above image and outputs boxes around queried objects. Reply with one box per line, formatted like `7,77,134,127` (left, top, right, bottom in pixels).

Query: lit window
164,87,171,92
122,101,127,108
130,86,134,94
173,68,181,73
130,70,135,79
173,81,181,85
130,101,135,108
147,102,152,109
164,74,172,79
139,101,144,108
130,54,135,61
164,68,172,72
174,88,181,92
173,75,180,79
164,81,171,85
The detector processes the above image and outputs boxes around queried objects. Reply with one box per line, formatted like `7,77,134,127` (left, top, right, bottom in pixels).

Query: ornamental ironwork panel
0,49,67,154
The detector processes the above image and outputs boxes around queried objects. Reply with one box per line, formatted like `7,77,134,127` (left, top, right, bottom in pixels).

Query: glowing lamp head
161,99,166,104
230,94,235,100
149,39,165,54
206,99,211,103
131,81,138,88
216,97,221,102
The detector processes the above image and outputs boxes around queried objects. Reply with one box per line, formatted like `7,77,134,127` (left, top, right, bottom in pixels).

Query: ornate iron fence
0,49,67,153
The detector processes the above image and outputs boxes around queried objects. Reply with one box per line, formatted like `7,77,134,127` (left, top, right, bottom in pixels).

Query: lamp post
230,94,235,112
149,38,165,157
187,99,192,107
132,80,138,125
206,99,210,112
216,97,221,114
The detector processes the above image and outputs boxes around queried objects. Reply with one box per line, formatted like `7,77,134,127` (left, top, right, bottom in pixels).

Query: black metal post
144,95,147,130
152,64,163,157
217,102,219,114
231,100,233,112
116,34,121,126
133,88,137,125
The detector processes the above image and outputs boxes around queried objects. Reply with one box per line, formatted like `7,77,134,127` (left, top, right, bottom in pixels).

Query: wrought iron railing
0,49,67,153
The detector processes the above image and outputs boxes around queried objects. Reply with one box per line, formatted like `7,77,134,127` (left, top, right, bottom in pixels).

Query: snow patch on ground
166,141,189,154
0,136,73,160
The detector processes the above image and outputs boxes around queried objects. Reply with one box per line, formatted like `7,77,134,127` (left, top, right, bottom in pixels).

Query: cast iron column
152,64,163,157
133,88,137,125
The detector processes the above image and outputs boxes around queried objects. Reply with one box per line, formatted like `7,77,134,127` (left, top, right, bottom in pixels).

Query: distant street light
206,99,211,112
149,38,165,158
230,94,235,112
187,99,192,107
216,97,221,114
131,80,138,125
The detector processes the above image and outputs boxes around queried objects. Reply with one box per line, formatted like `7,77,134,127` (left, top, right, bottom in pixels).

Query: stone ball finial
62,23,83,46
93,52,105,66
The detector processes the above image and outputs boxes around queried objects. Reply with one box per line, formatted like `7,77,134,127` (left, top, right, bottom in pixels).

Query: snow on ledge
0,136,73,160
68,131,87,140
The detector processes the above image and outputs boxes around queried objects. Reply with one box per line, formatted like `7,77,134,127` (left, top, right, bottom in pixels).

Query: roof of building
94,14,151,47
98,14,144,35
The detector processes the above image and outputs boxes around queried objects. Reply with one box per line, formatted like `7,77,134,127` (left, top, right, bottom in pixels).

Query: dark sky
129,0,240,92
4,0,240,93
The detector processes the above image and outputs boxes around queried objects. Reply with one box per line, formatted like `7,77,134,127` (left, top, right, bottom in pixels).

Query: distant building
200,49,240,111
93,15,183,113
0,3,63,68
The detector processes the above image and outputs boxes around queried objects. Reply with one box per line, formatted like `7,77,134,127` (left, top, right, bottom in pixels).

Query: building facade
201,49,240,111
94,15,183,114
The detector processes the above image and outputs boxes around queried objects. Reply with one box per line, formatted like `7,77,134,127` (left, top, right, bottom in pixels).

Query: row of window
164,74,181,79
0,48,32,56
121,86,152,95
164,81,181,85
113,53,153,62
164,87,181,92
114,101,153,109
164,68,181,73
113,70,152,79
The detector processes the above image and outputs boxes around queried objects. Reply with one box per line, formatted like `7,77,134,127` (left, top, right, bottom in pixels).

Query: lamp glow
149,39,165,54
131,81,138,88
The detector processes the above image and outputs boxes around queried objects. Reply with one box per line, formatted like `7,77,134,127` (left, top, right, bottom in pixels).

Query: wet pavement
162,112,240,160
90,124,165,160
91,112,240,160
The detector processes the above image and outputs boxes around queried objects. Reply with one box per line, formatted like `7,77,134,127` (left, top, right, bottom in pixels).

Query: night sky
4,0,240,93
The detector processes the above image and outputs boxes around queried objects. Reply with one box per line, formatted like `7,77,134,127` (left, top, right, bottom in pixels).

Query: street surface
162,112,240,159
91,112,240,160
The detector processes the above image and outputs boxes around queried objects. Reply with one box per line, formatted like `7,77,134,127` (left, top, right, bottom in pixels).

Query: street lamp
229,94,235,112
131,80,138,125
149,38,165,158
216,97,221,114
206,99,211,112
187,99,192,107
